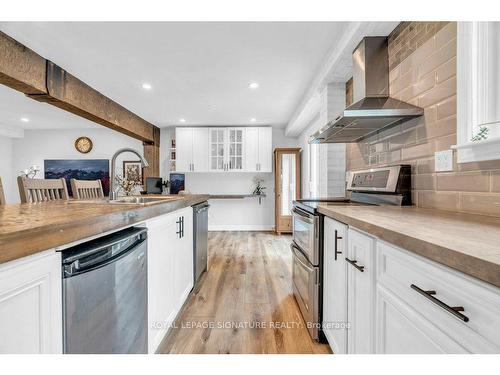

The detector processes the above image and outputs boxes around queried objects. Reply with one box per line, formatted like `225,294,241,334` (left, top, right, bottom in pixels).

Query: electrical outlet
435,150,453,172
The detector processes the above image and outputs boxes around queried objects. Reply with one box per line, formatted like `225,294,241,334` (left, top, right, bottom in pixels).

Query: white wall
161,127,298,231
7,128,143,203
298,84,347,199
0,136,14,203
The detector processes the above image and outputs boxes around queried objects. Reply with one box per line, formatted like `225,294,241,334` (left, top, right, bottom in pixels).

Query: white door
227,128,245,171
176,128,193,172
347,228,376,354
0,251,62,354
209,128,226,171
244,127,259,172
257,127,273,172
323,218,348,354
192,128,209,172
147,213,178,353
173,207,193,311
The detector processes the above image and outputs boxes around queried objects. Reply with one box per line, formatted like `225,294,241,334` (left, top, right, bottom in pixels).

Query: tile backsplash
346,22,500,217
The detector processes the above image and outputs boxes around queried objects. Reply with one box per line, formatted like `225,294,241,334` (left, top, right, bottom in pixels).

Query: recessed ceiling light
141,83,152,90
250,118,257,123
179,118,186,123
20,117,30,123
248,82,259,89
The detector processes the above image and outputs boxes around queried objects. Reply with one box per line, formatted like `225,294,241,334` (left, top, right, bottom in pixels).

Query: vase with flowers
114,174,141,196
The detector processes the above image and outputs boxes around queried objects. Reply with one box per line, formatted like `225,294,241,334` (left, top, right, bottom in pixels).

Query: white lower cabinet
323,217,348,353
0,250,62,354
146,206,194,353
346,228,376,354
323,218,500,354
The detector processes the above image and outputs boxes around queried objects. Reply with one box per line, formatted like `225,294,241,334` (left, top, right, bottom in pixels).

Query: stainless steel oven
292,206,319,266
291,242,320,340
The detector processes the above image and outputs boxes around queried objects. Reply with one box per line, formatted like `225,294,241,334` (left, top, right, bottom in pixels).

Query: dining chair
0,177,6,205
17,176,69,203
70,179,105,200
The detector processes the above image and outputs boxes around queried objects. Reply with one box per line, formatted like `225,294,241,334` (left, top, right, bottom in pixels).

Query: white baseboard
209,224,274,231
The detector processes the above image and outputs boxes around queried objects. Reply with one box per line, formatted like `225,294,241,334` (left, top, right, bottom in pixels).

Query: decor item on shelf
471,126,489,142
162,180,170,195
114,174,141,196
252,176,266,195
169,173,185,194
20,165,40,179
123,160,143,184
171,151,176,160
74,136,93,154
171,138,176,148
44,159,110,196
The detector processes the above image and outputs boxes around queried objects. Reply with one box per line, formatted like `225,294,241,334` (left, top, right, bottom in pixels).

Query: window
455,22,500,163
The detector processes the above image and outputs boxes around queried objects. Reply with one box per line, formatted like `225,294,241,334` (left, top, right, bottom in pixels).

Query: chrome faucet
110,148,149,200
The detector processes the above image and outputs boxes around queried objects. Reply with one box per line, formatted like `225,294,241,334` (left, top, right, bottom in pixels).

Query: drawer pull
334,230,343,261
410,284,469,323
345,258,364,272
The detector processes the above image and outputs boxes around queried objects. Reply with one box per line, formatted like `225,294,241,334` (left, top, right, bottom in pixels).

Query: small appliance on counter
145,177,163,194
291,165,411,342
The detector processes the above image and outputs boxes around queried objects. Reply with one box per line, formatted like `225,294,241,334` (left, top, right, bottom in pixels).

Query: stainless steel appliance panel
63,229,148,354
292,207,319,265
193,202,209,284
291,242,319,340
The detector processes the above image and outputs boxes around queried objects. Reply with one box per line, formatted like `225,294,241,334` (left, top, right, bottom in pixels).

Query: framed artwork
123,160,143,184
169,173,185,194
44,159,110,196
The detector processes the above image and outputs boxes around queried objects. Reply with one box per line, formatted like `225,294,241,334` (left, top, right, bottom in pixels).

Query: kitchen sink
69,196,180,205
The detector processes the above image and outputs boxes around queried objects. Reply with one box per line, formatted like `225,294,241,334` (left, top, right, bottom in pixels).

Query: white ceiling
0,83,99,136
0,22,348,130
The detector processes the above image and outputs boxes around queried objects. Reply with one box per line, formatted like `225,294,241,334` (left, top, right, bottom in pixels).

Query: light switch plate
435,150,453,172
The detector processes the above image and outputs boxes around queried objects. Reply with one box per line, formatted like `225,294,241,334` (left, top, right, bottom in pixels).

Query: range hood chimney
310,37,423,144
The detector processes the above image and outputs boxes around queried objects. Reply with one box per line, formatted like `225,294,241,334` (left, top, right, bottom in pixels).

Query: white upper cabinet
0,251,62,354
177,126,272,173
175,128,209,172
456,22,500,162
244,127,273,172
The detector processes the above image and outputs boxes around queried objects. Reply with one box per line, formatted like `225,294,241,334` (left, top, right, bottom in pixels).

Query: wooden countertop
0,194,209,264
317,204,500,288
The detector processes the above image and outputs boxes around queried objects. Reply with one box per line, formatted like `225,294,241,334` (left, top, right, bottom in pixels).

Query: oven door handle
292,208,315,223
291,243,314,272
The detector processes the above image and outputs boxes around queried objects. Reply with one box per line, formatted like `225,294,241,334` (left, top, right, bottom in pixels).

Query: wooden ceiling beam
0,31,159,145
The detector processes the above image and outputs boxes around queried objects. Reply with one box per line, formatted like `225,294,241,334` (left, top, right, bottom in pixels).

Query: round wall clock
75,136,93,154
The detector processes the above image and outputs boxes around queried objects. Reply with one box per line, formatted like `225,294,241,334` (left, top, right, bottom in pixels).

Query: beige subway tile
457,159,500,172
460,193,500,217
412,173,436,190
437,171,490,192
418,76,456,108
436,57,456,84
491,172,500,192
417,158,436,174
402,141,435,160
418,190,459,211
419,115,456,140
417,38,456,79
436,95,456,119
389,66,401,85
435,22,457,50
434,133,456,151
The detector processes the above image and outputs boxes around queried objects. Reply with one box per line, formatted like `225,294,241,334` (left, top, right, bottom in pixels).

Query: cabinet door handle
345,258,364,272
410,284,469,322
334,230,343,261
192,163,195,172
176,217,182,238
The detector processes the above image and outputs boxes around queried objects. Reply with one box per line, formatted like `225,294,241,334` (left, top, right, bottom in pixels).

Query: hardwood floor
159,231,331,354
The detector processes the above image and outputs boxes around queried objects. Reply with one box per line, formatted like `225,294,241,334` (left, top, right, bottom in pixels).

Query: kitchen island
0,194,209,264
0,194,209,354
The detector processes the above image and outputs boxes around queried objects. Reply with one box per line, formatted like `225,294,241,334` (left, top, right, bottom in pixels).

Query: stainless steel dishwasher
193,201,209,285
62,227,148,354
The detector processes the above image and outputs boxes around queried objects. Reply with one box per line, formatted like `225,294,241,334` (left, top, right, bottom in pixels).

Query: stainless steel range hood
310,37,423,144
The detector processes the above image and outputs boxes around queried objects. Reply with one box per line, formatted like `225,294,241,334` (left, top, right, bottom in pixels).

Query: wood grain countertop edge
317,205,500,288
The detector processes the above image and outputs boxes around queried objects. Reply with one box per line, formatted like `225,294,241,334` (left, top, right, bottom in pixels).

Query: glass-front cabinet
209,128,226,171
209,128,244,171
